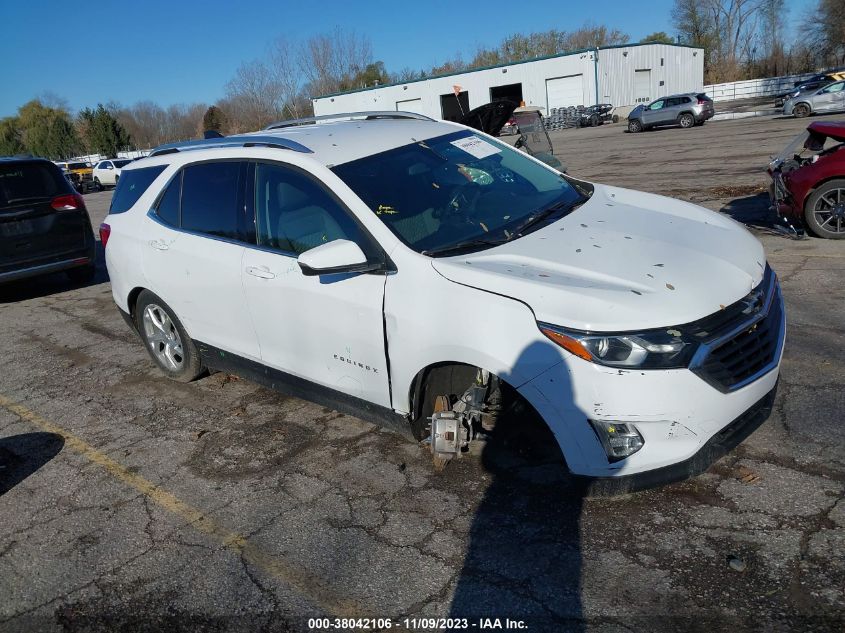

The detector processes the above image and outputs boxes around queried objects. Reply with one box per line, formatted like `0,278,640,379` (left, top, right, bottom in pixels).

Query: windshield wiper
509,200,579,238
422,236,509,257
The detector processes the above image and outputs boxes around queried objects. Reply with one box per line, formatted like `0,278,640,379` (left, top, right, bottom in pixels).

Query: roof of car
0,155,48,163
144,114,462,167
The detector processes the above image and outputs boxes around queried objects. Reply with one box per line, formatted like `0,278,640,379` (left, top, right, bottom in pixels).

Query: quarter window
254,162,365,255
110,165,167,214
180,161,245,240
155,172,181,226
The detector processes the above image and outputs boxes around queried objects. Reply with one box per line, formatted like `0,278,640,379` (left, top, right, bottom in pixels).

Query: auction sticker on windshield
450,135,501,159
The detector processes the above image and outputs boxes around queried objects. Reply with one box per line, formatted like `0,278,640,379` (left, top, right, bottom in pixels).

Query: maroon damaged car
769,121,845,239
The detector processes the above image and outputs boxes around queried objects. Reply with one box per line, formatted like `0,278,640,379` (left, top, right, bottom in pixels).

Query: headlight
539,323,698,369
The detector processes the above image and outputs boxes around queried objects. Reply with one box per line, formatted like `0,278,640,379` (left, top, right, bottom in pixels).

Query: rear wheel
135,290,204,381
679,113,695,128
793,103,810,118
628,119,643,133
804,179,845,239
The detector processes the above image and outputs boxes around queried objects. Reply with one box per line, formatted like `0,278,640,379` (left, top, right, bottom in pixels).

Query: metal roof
314,42,704,100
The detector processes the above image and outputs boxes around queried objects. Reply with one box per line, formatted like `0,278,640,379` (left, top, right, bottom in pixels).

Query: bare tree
224,59,284,131
269,37,306,118
800,0,845,66
299,28,374,97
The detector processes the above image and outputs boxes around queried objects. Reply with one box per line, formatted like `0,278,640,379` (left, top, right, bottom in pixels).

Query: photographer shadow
0,432,65,497
448,341,588,631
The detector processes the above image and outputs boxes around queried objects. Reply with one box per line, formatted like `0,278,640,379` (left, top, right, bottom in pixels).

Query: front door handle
245,265,275,279
149,239,169,251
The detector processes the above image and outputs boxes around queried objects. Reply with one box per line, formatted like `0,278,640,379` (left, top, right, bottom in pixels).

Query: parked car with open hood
102,111,784,491
460,101,564,171
768,120,845,238
627,93,714,132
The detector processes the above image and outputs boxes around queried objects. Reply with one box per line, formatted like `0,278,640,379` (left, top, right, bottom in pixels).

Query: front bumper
577,382,777,494
519,271,785,485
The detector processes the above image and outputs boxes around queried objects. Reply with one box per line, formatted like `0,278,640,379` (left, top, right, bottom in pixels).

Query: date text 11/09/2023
307,618,529,630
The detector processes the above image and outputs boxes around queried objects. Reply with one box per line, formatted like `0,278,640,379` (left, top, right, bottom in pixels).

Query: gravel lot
1,115,843,632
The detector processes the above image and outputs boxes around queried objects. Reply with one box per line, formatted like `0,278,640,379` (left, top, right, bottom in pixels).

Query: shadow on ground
720,192,805,237
449,342,587,631
0,432,65,496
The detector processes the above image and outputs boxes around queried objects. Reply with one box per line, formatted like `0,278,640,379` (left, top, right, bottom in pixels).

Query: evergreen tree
78,104,131,157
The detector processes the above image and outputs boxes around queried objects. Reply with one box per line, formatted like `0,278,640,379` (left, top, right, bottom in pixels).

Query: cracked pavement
1,115,843,632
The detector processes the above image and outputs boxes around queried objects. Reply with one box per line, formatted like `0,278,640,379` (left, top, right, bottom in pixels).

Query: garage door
634,69,652,103
546,75,584,110
396,98,424,114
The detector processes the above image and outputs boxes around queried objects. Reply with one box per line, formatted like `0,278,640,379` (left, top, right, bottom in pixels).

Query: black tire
679,112,695,128
114,175,119,185
135,290,204,381
93,177,103,192
628,119,643,133
589,113,600,127
793,103,810,118
66,263,95,284
804,179,845,239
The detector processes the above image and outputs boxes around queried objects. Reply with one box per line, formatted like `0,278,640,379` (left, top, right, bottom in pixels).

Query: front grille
691,268,785,392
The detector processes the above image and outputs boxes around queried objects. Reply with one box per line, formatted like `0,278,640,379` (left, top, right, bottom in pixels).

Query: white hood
431,184,766,332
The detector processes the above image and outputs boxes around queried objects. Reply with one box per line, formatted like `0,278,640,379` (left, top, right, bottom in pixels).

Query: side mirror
107,165,114,170
297,239,382,276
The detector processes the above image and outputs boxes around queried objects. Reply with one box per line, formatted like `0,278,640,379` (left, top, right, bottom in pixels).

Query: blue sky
0,0,813,117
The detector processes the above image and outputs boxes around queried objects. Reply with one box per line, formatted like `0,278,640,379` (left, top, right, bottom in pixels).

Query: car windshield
332,130,590,255
68,162,89,170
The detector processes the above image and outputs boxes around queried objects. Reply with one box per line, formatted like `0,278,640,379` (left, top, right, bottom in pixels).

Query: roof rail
264,111,434,130
148,134,313,157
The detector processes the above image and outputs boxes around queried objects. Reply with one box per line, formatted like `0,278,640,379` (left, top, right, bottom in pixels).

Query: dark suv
627,93,714,133
1,157,96,284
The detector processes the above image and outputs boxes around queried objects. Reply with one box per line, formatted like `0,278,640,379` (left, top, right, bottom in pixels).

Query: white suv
102,112,785,490
93,158,133,189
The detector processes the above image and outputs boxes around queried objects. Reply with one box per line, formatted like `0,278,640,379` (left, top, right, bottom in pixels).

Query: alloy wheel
813,187,845,235
142,304,185,370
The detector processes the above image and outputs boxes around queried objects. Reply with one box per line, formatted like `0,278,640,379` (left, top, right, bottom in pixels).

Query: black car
1,157,96,284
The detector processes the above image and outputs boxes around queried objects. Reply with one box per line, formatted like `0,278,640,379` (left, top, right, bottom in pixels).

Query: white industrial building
313,43,704,121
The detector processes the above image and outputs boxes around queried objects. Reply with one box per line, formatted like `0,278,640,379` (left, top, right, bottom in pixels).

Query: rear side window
0,161,67,208
110,165,167,214
155,172,181,226
180,161,244,240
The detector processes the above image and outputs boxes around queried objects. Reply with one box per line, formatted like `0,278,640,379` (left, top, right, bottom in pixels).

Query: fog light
590,421,644,462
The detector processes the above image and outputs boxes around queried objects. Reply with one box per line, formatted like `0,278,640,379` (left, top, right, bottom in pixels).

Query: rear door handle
245,265,275,279
149,239,169,251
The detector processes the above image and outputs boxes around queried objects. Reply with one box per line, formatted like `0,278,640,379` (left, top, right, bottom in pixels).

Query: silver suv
628,93,714,133
784,80,845,118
